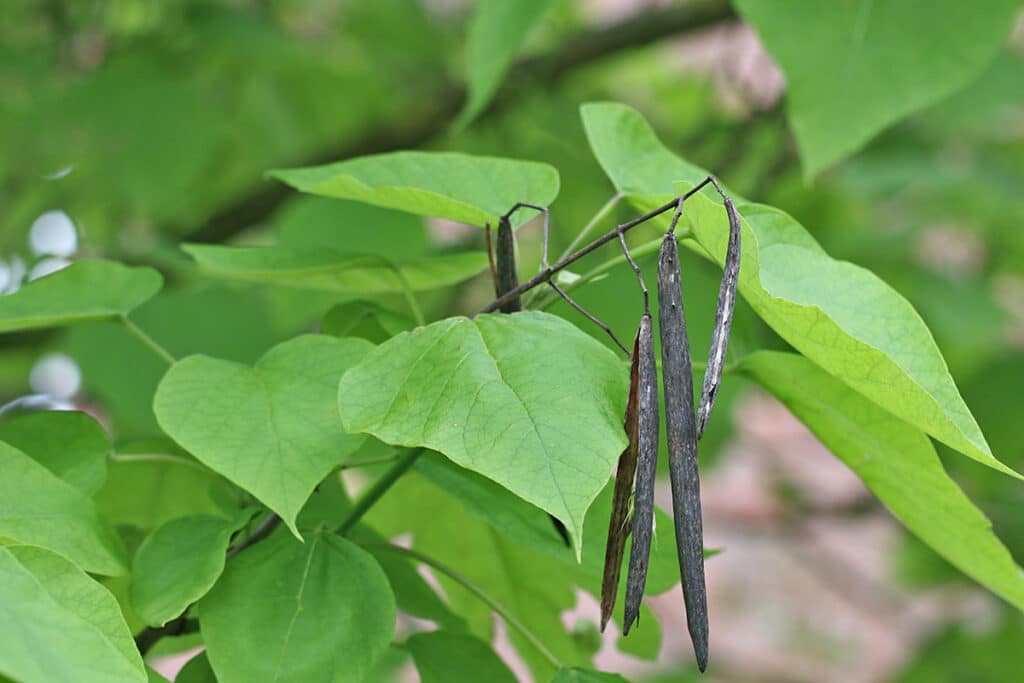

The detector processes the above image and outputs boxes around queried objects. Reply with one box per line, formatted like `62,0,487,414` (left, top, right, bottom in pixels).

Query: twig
120,316,175,365
225,513,282,560
336,448,426,535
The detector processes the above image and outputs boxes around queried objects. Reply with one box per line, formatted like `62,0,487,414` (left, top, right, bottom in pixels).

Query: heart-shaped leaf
131,511,254,627
271,151,559,227
182,244,488,293
154,335,374,537
0,260,162,333
337,311,628,553
0,441,126,575
0,545,146,683
581,101,1018,480
199,530,395,683
734,0,1021,177
0,411,110,494
743,351,1024,611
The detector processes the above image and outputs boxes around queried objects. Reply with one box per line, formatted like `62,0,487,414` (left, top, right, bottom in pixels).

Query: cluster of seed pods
485,178,741,673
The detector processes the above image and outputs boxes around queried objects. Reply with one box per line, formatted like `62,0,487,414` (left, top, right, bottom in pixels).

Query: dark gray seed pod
495,215,521,313
696,196,741,439
600,327,642,632
622,312,658,634
657,232,708,672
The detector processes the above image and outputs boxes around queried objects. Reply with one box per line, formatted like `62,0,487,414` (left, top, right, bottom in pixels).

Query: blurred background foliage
2,0,1023,681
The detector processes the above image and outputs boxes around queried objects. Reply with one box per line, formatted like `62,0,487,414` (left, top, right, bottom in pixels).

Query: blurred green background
2,1,1023,681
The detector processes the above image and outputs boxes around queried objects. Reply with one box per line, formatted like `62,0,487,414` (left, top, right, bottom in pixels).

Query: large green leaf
0,260,161,333
174,653,216,683
154,335,373,537
733,0,1020,177
182,244,488,294
271,151,559,227
199,530,395,683
337,311,628,552
742,351,1024,611
131,512,253,627
0,411,110,494
0,544,145,683
455,0,556,127
0,441,126,575
581,101,1017,479
407,630,517,683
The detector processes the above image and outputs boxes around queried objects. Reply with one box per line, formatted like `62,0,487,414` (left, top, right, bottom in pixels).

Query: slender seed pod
495,215,521,313
657,230,709,672
696,195,741,439
622,312,659,634
600,327,642,632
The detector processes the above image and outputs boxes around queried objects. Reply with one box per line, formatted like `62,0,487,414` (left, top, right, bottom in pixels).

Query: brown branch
184,1,734,244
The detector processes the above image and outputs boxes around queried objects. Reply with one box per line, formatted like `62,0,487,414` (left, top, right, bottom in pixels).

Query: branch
184,1,734,244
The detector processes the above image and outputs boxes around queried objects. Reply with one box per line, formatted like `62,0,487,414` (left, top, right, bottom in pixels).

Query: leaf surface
0,411,110,494
456,0,556,127
200,531,395,683
337,312,628,551
0,545,145,683
407,630,517,683
734,0,1020,176
0,441,126,575
743,351,1024,612
0,260,161,333
183,244,488,293
271,151,559,227
155,335,373,536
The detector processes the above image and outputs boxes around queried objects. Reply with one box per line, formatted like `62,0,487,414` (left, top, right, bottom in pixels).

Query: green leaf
321,302,415,342
337,311,628,553
733,0,1021,177
131,512,253,627
95,447,240,531
173,653,216,683
0,544,145,683
182,244,488,294
0,411,110,494
0,441,126,575
155,335,373,537
271,151,559,227
550,669,629,683
146,666,171,683
742,351,1024,611
456,0,556,127
199,530,395,683
0,260,162,333
407,630,517,683
581,101,1018,479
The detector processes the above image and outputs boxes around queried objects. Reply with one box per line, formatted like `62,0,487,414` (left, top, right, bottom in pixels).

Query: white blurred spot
29,257,71,281
0,394,75,417
42,165,74,181
29,210,78,257
6,255,26,294
556,269,582,286
0,261,10,293
29,353,82,400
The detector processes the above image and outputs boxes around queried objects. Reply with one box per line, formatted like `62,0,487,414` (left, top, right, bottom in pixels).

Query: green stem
336,453,401,471
361,542,563,670
120,316,175,365
336,448,426,535
390,264,425,326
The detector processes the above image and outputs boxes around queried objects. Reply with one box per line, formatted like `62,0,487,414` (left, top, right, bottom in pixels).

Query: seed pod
657,232,709,672
696,196,741,439
495,215,521,313
600,326,642,632
622,312,659,634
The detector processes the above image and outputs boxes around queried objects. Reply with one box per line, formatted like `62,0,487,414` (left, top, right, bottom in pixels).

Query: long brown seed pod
622,311,659,634
495,215,522,313
658,206,709,672
696,184,741,439
600,326,642,632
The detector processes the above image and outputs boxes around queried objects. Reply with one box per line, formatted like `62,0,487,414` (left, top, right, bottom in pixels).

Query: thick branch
184,1,734,244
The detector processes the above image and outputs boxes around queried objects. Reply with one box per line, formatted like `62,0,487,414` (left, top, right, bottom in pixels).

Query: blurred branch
184,1,735,244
